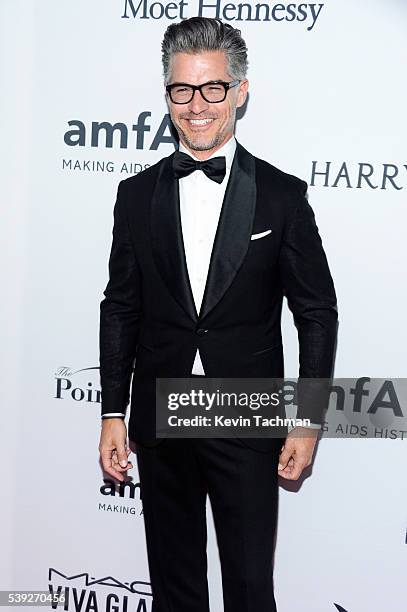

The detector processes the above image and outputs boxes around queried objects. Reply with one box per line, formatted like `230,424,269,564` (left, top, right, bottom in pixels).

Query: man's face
166,50,248,157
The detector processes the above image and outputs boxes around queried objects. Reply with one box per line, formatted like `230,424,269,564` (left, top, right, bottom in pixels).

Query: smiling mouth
184,118,215,126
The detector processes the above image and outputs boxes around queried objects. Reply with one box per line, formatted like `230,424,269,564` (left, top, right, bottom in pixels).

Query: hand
99,418,133,482
277,426,319,480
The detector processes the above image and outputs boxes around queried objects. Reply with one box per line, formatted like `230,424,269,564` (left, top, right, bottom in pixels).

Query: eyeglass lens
170,83,226,103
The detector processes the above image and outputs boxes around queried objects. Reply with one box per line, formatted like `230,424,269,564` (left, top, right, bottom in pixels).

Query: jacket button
196,328,208,336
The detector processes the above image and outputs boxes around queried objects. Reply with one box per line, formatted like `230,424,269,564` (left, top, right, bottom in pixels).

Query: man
98,16,337,612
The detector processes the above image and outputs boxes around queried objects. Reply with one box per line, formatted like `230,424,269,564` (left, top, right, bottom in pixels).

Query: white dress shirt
179,135,237,374
102,136,320,429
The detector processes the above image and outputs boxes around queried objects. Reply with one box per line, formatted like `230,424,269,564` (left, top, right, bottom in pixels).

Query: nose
188,88,209,114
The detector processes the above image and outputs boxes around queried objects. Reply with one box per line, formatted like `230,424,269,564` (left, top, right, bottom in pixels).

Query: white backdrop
1,1,406,611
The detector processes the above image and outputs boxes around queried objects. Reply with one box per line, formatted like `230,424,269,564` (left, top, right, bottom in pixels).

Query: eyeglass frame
165,79,241,104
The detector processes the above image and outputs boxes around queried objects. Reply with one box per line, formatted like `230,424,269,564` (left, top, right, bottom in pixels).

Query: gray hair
161,17,248,84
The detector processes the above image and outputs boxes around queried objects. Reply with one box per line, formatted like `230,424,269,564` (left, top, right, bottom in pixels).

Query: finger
103,465,126,482
278,447,293,470
287,466,303,480
278,457,294,475
281,459,306,480
99,447,115,472
102,458,133,481
115,461,133,470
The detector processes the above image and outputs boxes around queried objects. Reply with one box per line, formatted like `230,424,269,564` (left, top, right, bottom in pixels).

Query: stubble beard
175,124,225,152
173,110,236,153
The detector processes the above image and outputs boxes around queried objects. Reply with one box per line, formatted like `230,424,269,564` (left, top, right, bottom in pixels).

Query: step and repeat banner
1,1,406,611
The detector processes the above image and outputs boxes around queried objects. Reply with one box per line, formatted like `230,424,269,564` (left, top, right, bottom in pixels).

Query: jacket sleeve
278,180,338,423
99,180,142,417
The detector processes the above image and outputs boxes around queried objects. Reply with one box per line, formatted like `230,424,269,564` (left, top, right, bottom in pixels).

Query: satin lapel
199,141,257,320
151,154,198,322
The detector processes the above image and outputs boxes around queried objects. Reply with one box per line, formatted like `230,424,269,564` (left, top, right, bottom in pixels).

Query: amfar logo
323,377,407,440
121,0,324,31
64,114,176,151
54,366,101,405
48,567,152,611
99,478,143,516
310,161,407,190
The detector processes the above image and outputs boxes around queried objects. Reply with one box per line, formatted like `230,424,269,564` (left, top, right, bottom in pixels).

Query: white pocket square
250,229,272,240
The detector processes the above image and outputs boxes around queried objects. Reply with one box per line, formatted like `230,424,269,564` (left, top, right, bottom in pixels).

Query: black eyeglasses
166,80,240,104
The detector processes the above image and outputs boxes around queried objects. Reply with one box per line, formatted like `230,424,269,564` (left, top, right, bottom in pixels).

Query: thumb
117,445,129,467
278,445,292,471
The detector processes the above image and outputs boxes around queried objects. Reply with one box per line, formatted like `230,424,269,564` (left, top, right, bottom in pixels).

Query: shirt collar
178,135,236,171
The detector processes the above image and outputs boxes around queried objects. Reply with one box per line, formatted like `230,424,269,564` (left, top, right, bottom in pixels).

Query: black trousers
136,413,283,611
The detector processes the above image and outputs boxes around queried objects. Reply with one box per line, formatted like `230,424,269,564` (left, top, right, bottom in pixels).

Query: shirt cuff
288,423,322,433
101,412,126,419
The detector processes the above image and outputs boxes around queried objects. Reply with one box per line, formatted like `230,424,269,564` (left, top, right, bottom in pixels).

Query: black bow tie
172,150,226,184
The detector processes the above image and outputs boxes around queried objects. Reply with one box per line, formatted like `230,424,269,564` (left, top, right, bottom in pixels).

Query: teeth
189,119,213,125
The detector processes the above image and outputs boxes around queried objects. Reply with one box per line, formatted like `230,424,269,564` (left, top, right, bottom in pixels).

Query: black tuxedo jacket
99,140,338,450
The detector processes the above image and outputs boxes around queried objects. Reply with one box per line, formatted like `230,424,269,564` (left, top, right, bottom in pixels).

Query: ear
236,79,249,108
